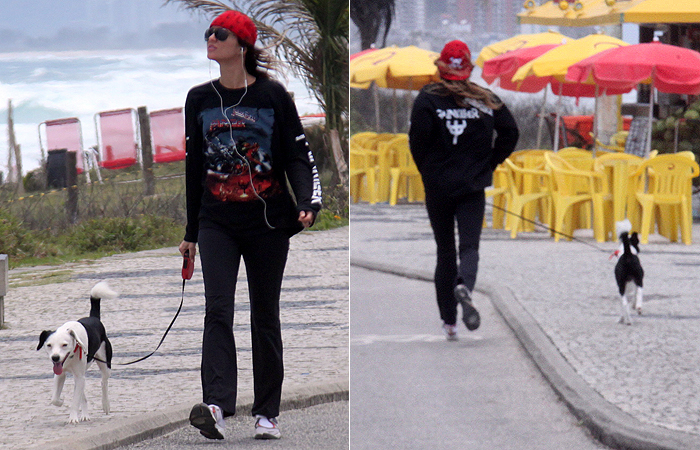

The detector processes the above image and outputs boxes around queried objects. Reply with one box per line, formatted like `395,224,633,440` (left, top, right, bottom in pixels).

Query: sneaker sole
255,431,281,440
190,403,224,440
455,286,480,331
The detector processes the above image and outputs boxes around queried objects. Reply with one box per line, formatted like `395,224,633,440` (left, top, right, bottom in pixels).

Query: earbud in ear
240,48,244,54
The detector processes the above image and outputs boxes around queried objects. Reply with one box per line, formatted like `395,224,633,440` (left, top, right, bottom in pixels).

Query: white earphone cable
208,49,275,229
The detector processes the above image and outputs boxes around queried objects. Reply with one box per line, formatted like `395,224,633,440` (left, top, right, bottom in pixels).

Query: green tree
165,0,348,186
350,0,395,50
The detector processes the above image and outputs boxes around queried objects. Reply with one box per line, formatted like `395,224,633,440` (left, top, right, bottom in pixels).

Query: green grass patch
0,164,347,269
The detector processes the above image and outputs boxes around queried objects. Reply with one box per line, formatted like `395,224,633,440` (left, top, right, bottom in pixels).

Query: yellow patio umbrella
350,45,441,91
513,34,628,82
475,30,568,68
512,33,630,150
517,0,647,27
623,0,700,23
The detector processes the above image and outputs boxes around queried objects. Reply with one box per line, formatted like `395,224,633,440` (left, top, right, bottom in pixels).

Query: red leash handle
182,249,194,280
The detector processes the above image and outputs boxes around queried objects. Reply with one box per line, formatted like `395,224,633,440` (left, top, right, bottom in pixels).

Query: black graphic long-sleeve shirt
184,77,322,241
409,84,519,197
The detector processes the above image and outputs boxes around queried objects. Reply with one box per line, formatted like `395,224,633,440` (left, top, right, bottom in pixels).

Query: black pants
425,190,485,326
197,221,289,418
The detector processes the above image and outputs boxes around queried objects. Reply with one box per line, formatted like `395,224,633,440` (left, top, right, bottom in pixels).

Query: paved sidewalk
0,227,348,450
350,203,700,450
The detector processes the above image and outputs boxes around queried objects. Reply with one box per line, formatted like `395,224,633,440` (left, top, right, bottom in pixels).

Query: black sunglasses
204,27,232,41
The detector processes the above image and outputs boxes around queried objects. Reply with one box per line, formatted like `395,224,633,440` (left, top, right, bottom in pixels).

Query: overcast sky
0,0,212,51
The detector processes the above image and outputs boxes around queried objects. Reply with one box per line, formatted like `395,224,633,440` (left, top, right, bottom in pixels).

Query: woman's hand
298,210,315,228
179,240,196,258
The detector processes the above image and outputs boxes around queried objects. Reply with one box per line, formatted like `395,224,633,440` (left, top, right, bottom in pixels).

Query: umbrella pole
592,85,599,156
647,78,654,158
373,83,380,130
553,83,563,151
536,89,547,149
406,79,414,131
393,89,398,133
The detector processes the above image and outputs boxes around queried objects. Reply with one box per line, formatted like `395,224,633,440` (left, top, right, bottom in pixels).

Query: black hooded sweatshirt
409,84,519,197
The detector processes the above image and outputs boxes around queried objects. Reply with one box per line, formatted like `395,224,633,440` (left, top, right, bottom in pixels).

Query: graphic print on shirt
437,100,494,145
200,106,282,202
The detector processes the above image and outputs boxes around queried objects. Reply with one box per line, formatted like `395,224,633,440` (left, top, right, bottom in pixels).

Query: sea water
0,47,320,173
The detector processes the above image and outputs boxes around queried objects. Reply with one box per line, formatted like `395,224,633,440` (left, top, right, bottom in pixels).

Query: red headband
210,10,257,47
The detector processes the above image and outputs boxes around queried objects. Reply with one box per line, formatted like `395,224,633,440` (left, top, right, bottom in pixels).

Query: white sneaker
454,284,480,331
190,403,225,440
255,415,281,439
443,323,458,341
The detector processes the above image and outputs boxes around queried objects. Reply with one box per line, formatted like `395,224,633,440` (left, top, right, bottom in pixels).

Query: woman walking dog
179,9,322,440
409,40,519,341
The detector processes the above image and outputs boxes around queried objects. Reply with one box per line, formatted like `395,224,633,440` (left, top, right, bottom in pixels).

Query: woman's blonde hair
425,78,504,111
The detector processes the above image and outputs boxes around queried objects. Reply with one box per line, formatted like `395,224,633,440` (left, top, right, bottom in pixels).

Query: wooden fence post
66,151,78,224
138,106,155,196
0,254,8,328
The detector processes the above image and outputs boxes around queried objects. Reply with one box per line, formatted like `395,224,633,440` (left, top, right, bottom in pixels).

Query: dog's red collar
74,344,82,360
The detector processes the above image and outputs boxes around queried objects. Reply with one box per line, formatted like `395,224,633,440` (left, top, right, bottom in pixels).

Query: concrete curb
351,257,700,450
29,379,348,450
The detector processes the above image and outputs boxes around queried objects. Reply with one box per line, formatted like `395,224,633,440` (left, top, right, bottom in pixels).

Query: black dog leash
486,200,609,253
91,250,193,366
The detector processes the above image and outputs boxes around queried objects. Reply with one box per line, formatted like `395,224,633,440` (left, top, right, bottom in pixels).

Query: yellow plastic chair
591,131,628,153
349,149,378,204
350,132,380,168
545,152,609,242
503,158,552,238
593,153,644,238
350,131,378,149
558,147,595,170
375,134,407,202
639,150,695,240
508,149,552,230
485,163,509,229
509,149,551,168
558,147,592,157
632,153,700,245
556,147,596,228
388,140,424,205
677,150,696,161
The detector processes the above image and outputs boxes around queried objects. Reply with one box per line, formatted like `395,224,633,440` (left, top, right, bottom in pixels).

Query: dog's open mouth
53,354,69,375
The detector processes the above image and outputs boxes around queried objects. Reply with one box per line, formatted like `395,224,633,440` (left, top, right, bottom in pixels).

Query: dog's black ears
37,330,53,350
630,232,640,248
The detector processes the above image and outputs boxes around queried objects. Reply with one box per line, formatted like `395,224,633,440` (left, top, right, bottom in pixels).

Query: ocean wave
0,48,320,172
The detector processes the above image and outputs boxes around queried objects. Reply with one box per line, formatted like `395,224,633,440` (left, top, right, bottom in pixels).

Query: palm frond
167,0,348,133
163,0,231,17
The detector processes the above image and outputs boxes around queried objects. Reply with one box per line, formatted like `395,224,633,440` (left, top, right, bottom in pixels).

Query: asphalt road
350,267,609,450
117,400,348,450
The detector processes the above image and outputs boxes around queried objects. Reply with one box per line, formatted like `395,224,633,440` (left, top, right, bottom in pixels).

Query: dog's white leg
51,374,66,407
97,361,110,414
635,286,643,315
70,374,89,423
619,293,632,325
80,389,90,422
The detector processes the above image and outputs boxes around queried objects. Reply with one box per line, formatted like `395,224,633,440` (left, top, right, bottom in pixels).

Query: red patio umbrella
482,44,560,148
482,44,559,93
566,41,700,95
482,42,631,148
566,42,700,155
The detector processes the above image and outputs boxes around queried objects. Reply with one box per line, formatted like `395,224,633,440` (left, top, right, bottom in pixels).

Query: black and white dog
37,282,117,423
613,219,644,325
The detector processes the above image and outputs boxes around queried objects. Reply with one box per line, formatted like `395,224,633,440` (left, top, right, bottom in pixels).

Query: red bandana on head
437,40,473,81
210,10,257,47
